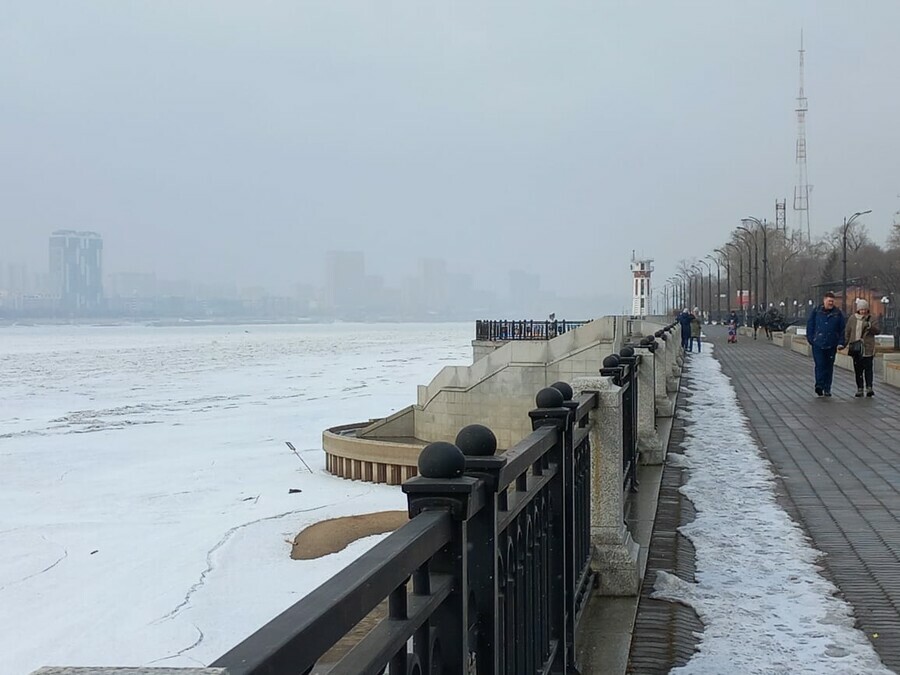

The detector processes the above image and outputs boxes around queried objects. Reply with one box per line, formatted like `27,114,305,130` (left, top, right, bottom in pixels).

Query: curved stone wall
322,422,423,485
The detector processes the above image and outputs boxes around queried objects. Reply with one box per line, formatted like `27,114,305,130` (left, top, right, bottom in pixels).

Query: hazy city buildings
324,250,366,319
49,230,104,313
1,241,609,322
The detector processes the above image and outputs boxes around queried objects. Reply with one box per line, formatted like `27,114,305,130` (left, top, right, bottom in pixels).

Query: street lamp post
675,273,688,312
725,242,741,322
737,225,758,322
667,277,679,314
698,259,712,323
743,216,770,311
707,254,722,322
690,264,703,316
842,209,873,313
733,233,752,325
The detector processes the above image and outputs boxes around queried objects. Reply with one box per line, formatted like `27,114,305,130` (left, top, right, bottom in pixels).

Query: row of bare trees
666,218,900,325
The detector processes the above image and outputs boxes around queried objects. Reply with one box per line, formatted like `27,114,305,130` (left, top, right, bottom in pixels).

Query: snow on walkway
652,345,894,674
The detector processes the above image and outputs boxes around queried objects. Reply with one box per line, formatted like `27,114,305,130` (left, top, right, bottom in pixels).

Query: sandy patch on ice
291,510,408,560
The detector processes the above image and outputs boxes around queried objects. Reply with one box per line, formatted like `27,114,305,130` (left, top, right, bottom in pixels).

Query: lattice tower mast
775,198,786,233
793,31,811,241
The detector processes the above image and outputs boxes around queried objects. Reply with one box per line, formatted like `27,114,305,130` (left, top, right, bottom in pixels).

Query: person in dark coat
806,290,846,397
677,308,692,351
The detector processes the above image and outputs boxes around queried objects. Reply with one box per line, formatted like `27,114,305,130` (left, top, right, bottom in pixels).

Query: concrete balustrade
573,374,641,596
633,345,664,464
323,316,624,481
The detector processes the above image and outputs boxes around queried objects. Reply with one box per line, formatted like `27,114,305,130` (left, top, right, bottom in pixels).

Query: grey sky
2,1,899,310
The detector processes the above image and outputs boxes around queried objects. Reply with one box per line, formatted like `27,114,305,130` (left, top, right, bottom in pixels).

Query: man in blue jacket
806,290,846,397
677,308,692,351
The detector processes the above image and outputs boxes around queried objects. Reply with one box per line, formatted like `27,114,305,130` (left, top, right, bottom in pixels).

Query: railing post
658,327,681,392
456,424,505,675
603,355,638,493
551,380,593,673
628,343,664,464
403,442,481,673
572,371,641,596
648,333,675,416
528,386,577,674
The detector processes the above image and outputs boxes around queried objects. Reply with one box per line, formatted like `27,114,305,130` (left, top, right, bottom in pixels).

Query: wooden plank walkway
629,326,900,671
714,327,900,669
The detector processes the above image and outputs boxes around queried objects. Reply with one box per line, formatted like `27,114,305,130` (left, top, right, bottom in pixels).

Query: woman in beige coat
844,298,879,397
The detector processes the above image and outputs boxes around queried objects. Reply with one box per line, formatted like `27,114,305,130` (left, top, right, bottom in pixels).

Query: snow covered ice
0,323,470,674
652,345,893,674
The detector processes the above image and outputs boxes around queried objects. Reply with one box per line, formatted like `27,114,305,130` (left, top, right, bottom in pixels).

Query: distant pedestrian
728,310,739,327
689,307,702,352
677,308,692,351
752,315,760,340
727,318,738,343
806,290,846,397
844,298,879,398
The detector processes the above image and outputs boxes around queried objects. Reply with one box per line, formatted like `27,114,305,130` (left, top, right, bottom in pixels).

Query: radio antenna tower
793,30,811,241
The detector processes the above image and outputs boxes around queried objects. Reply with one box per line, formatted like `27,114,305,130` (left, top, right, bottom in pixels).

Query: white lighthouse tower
630,252,654,317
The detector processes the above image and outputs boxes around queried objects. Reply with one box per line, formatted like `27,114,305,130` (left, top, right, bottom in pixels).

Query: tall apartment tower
324,250,366,318
49,230,104,313
630,253,654,317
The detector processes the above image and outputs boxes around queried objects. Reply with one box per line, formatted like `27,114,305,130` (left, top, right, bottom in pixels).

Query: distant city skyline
0,231,619,320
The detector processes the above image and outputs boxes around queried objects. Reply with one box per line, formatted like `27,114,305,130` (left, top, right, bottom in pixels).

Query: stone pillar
651,340,674,418
660,334,680,393
633,348,664,464
572,375,640,596
673,325,685,369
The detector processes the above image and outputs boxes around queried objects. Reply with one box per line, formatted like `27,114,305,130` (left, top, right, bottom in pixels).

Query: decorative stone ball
620,346,635,358
417,442,466,479
603,354,621,369
535,386,565,408
640,336,653,346
654,330,664,337
455,424,497,457
550,381,574,401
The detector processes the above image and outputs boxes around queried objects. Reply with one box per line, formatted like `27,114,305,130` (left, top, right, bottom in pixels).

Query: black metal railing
475,319,588,342
600,347,640,493
211,384,598,675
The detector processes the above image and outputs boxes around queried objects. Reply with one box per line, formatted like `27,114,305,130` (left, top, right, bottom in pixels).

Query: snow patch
659,345,891,674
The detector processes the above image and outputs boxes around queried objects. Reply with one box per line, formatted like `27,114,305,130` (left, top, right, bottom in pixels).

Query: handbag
848,340,864,359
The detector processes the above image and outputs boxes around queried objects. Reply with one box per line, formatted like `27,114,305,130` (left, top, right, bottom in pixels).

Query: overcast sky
2,1,898,309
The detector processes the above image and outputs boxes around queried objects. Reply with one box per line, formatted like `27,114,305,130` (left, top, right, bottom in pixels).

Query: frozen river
0,322,470,673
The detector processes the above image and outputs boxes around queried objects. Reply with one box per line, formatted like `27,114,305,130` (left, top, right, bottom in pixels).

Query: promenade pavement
630,326,900,672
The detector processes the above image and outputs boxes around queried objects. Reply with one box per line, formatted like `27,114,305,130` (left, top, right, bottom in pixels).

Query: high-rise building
630,254,653,317
419,258,448,315
49,230,104,313
324,250,366,318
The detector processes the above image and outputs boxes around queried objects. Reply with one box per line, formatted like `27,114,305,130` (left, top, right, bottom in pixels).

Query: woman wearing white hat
844,298,879,397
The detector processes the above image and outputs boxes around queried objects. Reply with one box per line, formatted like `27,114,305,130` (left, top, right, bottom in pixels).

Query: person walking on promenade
689,307,702,352
844,298,879,397
752,314,760,340
678,308,692,351
806,290,846,397
727,317,738,343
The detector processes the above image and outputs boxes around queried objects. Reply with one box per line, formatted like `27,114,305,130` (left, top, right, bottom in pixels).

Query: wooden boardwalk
629,326,900,672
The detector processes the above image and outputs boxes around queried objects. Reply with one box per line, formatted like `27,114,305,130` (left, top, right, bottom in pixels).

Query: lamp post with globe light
841,210,872,313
